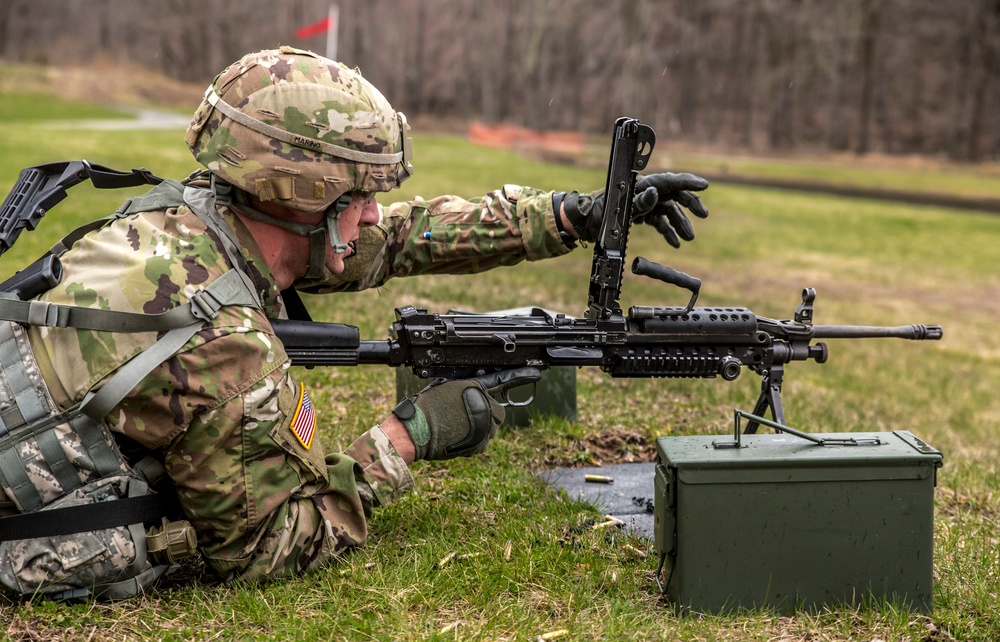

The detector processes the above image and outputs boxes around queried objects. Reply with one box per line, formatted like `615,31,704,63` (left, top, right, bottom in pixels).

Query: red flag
296,15,332,39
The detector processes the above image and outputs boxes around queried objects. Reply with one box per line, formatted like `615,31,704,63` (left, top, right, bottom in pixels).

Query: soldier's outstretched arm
315,186,573,292
314,172,708,294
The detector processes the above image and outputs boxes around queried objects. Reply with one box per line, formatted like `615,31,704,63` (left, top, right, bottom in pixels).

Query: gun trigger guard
501,382,536,408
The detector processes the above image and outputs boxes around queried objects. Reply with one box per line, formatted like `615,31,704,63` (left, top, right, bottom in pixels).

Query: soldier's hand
563,172,709,247
391,367,542,461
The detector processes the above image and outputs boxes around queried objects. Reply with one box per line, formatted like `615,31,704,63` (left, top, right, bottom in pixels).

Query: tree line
2,0,998,161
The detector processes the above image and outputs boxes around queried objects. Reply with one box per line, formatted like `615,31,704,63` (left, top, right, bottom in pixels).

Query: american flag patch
290,382,316,450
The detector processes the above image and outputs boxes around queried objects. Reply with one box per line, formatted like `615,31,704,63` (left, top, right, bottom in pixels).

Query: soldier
0,46,708,597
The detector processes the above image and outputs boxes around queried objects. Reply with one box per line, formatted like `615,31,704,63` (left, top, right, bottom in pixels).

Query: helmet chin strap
324,205,350,255
231,190,350,281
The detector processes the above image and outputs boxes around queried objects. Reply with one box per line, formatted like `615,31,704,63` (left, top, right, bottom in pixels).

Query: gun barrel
812,324,943,340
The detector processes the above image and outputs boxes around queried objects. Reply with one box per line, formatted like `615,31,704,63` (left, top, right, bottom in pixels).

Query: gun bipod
743,365,786,434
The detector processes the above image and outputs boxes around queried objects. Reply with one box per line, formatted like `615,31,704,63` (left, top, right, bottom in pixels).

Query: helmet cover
185,46,412,213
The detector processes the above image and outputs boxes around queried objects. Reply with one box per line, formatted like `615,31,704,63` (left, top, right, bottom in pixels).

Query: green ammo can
653,412,942,615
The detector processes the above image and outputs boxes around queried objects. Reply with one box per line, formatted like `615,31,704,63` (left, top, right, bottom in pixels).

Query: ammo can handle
715,410,884,448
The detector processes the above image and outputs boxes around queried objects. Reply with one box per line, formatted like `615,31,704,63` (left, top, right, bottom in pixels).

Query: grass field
1,93,999,641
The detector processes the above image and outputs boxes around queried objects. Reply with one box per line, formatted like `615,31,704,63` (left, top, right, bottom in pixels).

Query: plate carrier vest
0,161,264,599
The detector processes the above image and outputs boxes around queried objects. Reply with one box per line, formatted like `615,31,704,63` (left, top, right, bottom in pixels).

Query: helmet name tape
293,135,322,151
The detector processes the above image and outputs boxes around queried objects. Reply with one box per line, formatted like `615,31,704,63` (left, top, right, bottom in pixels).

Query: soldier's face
326,191,380,274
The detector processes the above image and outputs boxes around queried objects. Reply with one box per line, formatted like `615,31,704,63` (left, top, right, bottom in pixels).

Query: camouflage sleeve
324,185,573,292
163,358,412,582
342,425,415,509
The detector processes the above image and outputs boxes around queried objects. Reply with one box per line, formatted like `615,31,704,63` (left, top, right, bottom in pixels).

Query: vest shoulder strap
116,179,186,217
0,262,259,332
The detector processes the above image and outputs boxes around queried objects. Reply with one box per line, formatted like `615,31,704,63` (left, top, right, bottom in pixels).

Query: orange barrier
468,122,584,155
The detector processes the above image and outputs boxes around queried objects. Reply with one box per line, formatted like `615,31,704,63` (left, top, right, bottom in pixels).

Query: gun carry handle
631,256,701,313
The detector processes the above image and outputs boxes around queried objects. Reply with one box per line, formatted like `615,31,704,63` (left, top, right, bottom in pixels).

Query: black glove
392,368,542,460
562,172,709,248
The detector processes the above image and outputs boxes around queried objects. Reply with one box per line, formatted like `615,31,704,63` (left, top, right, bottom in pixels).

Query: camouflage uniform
5,45,573,586
25,179,569,582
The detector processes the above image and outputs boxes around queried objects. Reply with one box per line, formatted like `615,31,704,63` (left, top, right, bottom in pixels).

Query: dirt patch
1,59,204,110
59,62,203,109
538,427,656,468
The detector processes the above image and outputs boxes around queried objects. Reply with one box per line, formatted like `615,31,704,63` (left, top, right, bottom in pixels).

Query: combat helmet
185,46,412,263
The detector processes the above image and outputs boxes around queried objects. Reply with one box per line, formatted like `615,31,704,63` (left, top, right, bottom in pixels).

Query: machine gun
272,117,942,431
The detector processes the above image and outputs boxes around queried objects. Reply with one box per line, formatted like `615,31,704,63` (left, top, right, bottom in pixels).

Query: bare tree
1,0,997,160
